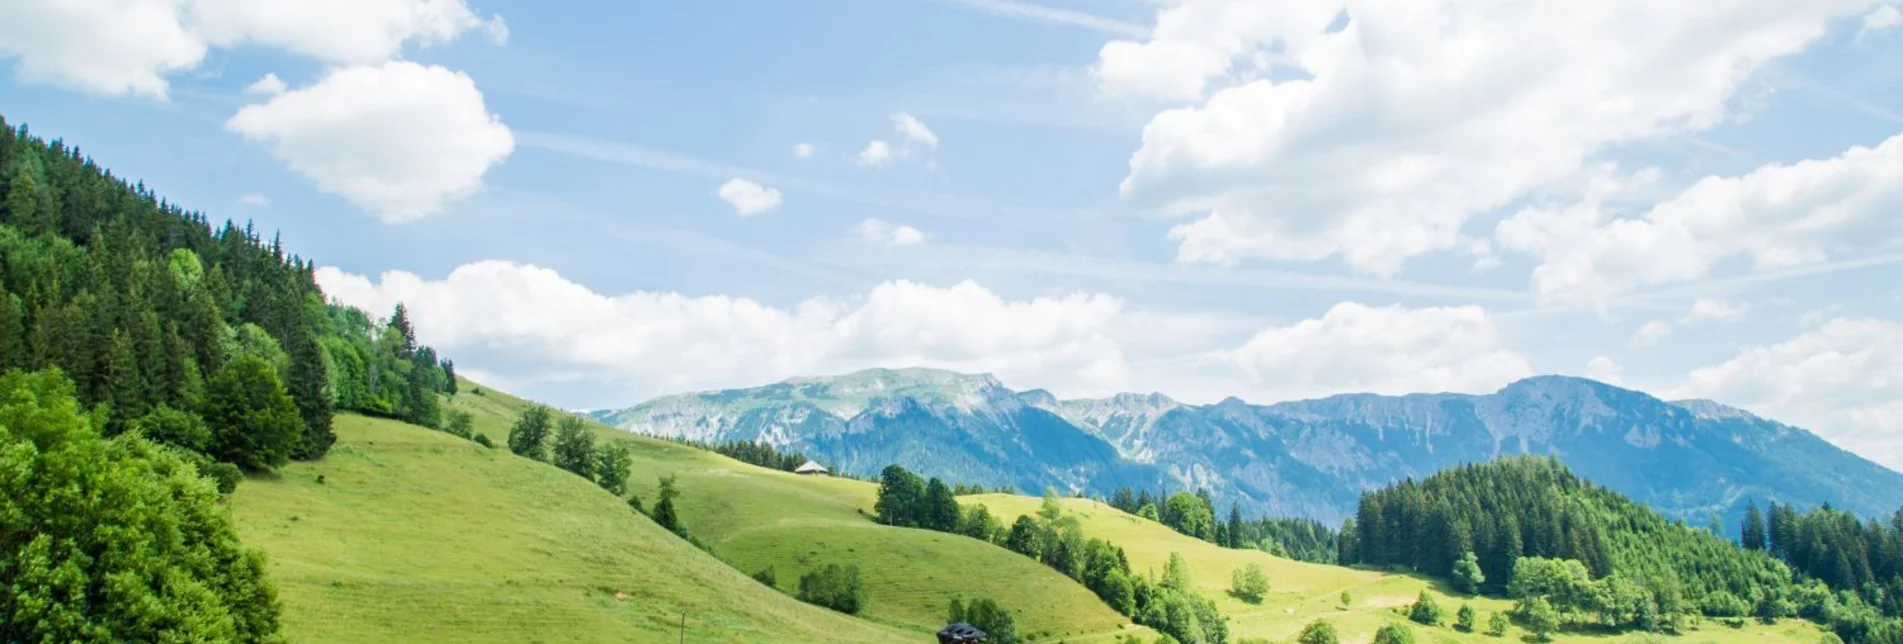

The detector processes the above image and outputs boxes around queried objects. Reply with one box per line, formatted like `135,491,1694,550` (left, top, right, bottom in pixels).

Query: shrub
474,433,494,448
1455,603,1476,632
1407,590,1443,626
1295,619,1339,644
1486,611,1510,637
1372,622,1415,644
797,564,867,614
751,566,776,588
201,461,244,495
131,405,212,451
1230,563,1270,604
950,597,1022,644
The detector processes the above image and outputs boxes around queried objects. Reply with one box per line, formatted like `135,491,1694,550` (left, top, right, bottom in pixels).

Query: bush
1407,590,1443,626
1372,622,1415,644
202,354,304,472
1486,611,1510,637
950,597,1022,644
797,564,867,614
751,566,777,589
474,433,494,448
1295,619,1339,644
1455,603,1476,632
1230,563,1270,604
201,461,244,495
131,405,212,451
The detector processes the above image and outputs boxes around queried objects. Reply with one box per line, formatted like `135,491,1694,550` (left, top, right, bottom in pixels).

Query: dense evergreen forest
1104,487,1339,564
0,115,457,641
1344,456,1903,643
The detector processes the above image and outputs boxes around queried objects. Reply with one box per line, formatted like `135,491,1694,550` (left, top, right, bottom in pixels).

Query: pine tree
652,475,682,534
102,328,142,431
1227,503,1245,548
1742,500,1767,551
286,330,333,460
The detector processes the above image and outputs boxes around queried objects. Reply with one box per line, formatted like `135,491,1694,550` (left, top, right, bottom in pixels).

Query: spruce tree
1742,500,1767,551
202,354,303,472
286,330,333,460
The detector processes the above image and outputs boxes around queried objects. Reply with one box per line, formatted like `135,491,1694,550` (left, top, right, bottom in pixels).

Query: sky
3,0,1902,469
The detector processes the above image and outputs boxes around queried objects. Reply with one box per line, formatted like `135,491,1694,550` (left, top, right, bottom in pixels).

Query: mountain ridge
593,367,1903,526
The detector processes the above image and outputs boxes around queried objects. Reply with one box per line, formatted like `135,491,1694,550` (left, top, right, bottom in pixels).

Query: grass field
968,494,1835,644
443,383,1150,642
231,415,920,643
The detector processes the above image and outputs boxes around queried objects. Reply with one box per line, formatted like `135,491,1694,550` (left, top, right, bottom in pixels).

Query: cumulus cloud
715,178,782,216
857,140,894,167
1224,302,1532,399
1498,132,1903,305
857,218,929,247
1860,5,1902,41
243,72,286,95
0,0,501,98
891,112,939,149
1682,299,1748,324
225,61,515,222
1675,318,1903,470
1586,356,1625,386
1632,320,1674,347
315,261,1138,397
1100,0,1875,275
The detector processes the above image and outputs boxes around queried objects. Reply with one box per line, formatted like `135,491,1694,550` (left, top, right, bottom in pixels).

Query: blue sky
4,0,1902,469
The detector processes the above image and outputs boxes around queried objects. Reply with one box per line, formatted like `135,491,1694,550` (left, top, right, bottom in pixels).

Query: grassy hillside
969,494,1831,644
231,415,917,643
444,383,1150,642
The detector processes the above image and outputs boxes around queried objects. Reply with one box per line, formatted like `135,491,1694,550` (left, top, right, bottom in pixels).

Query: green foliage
1483,610,1509,637
1295,619,1338,644
651,475,682,535
202,354,303,472
948,597,1021,644
1742,500,1767,551
712,439,808,471
797,564,867,615
874,464,927,527
751,566,776,589
593,442,632,497
506,405,553,460
1455,603,1477,632
1406,590,1442,626
132,404,211,451
1521,596,1559,641
923,477,959,532
442,409,474,439
958,503,1005,542
1161,552,1191,590
1228,562,1269,604
1138,503,1160,522
1339,590,1354,607
1452,550,1485,595
1371,623,1414,644
1161,492,1215,541
0,369,282,642
550,413,596,480
472,433,493,448
1107,487,1337,563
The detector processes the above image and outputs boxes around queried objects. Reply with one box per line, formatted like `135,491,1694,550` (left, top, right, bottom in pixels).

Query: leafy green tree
1340,589,1355,607
442,409,474,438
1162,552,1191,590
797,564,866,614
1455,603,1477,632
874,464,926,527
958,503,1004,542
1522,596,1560,641
1295,619,1339,644
949,597,1021,644
594,442,632,496
0,369,283,642
1453,550,1486,595
1230,563,1270,603
1138,503,1160,522
1408,590,1443,626
202,354,303,472
1162,492,1215,540
1006,515,1043,559
923,477,960,532
550,414,596,480
507,405,553,460
651,475,682,535
132,404,211,451
1372,623,1415,644
1486,611,1510,637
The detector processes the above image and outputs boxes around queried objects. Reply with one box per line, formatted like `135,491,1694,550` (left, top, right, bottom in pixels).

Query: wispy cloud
939,0,1147,38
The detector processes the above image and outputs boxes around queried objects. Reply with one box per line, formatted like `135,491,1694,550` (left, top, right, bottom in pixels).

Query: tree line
1343,456,1902,643
1104,486,1338,564
875,465,1230,643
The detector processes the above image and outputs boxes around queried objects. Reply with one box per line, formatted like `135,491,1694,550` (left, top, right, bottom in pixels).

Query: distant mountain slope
595,369,1903,527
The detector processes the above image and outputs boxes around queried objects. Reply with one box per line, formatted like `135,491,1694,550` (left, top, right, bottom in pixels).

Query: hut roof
794,460,829,474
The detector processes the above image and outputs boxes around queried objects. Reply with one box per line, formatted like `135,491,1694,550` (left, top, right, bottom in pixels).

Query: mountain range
592,367,1903,527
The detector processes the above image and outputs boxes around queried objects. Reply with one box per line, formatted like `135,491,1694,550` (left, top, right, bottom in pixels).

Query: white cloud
716,178,783,216
1682,299,1748,324
0,0,205,98
891,112,939,149
793,142,816,158
226,61,514,223
1586,356,1625,386
1499,132,1903,305
238,192,270,207
1225,302,1532,399
1102,0,1876,276
188,0,498,64
1860,5,1902,41
858,218,929,247
0,0,501,98
1676,318,1903,470
315,261,1138,397
857,140,894,167
243,72,286,95
1632,320,1674,347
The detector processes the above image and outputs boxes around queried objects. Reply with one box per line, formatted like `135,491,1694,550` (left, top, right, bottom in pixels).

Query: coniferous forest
0,115,454,641
1344,456,1903,642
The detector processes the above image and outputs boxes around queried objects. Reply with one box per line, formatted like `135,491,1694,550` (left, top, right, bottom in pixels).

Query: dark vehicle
937,622,985,644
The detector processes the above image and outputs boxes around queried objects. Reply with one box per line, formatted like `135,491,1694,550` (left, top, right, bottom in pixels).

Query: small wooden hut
936,623,985,644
